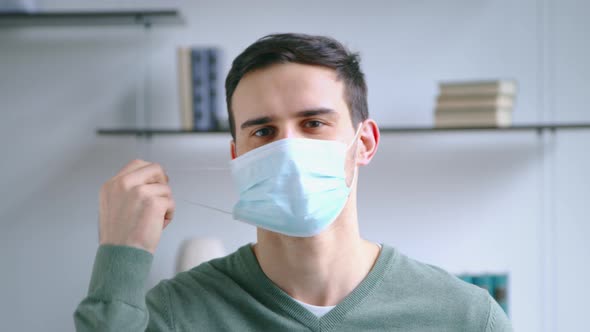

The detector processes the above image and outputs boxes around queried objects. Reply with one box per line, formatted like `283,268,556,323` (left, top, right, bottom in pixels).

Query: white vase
175,237,226,274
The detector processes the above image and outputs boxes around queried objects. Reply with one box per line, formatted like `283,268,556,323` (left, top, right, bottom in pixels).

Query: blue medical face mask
229,126,362,237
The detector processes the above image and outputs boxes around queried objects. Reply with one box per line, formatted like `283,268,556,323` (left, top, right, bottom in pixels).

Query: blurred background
0,1,588,331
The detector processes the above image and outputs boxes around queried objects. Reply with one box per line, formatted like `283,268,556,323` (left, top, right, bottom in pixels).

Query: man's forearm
73,245,153,332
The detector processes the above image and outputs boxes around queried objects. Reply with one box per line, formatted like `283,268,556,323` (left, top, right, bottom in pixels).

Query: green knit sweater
74,244,512,331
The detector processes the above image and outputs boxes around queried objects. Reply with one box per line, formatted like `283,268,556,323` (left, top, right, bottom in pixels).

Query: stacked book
434,80,518,128
177,47,222,131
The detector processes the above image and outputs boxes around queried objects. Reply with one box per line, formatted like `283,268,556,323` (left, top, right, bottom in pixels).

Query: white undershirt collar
290,243,383,318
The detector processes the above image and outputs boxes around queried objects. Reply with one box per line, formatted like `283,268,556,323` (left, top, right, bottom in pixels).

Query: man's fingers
116,159,151,177
163,198,176,229
134,183,172,199
148,191,175,222
113,160,174,230
119,163,168,189
138,163,168,185
148,195,175,226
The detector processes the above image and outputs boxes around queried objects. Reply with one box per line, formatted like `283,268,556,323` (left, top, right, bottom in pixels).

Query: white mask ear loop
346,123,364,188
166,166,229,173
165,168,233,216
347,123,364,150
176,198,233,215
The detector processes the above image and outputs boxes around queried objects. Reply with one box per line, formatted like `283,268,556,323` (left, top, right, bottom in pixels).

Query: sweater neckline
237,243,396,332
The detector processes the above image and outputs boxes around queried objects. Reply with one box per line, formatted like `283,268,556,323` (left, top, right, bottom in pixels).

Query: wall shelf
378,123,590,133
96,123,590,137
98,128,230,137
0,10,183,27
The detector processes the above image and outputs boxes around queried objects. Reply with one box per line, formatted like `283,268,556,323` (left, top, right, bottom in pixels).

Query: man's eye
254,127,274,137
304,120,324,128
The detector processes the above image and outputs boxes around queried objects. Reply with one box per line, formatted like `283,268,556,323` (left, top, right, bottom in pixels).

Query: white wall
0,1,588,331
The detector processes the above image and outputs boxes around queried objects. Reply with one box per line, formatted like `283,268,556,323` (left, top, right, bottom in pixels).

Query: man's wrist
88,244,154,306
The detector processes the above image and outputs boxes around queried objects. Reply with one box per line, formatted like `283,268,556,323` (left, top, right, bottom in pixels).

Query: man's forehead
231,63,348,122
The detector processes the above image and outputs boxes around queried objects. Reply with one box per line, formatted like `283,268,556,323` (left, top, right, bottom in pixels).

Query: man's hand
98,159,175,254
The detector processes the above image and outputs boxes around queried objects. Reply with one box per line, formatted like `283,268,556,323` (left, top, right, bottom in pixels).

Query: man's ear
230,140,237,160
357,119,379,166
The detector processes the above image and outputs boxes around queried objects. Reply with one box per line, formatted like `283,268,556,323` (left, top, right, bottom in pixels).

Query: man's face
230,62,357,157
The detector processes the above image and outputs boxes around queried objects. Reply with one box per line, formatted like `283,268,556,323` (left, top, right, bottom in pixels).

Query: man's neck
251,203,380,306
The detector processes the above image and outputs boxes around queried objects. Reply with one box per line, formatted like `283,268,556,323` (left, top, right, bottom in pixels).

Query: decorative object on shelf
434,80,518,128
175,237,226,274
492,274,509,314
177,46,223,131
458,273,509,315
0,0,37,13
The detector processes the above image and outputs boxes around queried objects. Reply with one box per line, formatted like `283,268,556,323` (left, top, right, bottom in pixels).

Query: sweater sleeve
485,296,513,332
73,245,173,332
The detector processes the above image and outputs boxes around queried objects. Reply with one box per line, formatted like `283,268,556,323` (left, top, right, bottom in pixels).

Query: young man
75,33,512,331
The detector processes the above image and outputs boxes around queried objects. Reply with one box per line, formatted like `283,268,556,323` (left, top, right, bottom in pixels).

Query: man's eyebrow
239,108,337,130
240,116,274,130
296,108,338,117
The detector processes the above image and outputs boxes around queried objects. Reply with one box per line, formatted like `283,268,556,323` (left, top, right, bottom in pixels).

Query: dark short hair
225,33,368,140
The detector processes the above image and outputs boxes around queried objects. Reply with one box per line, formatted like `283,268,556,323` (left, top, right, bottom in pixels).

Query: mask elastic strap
165,170,233,216
166,167,229,173
349,157,360,189
177,197,233,215
347,123,363,188
347,123,364,150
